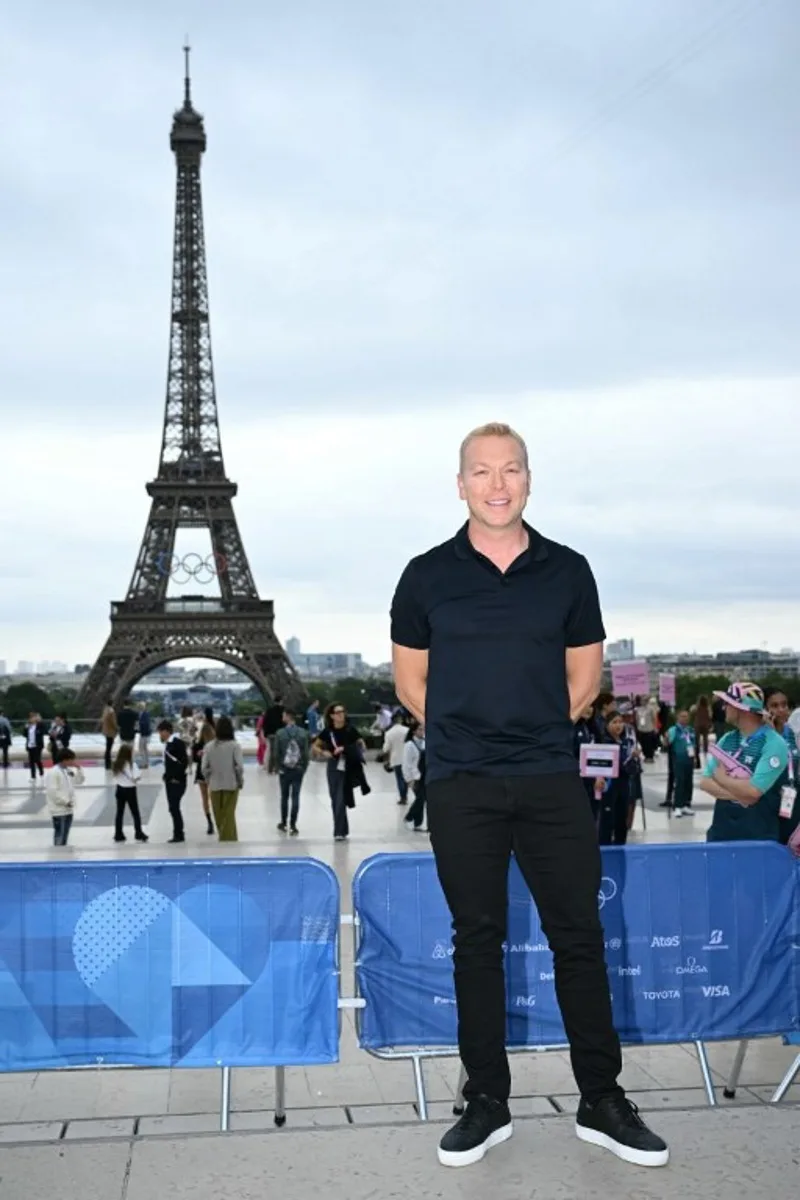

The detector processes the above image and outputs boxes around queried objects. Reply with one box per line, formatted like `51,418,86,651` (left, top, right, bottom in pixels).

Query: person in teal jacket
698,682,788,842
764,686,799,844
666,711,695,817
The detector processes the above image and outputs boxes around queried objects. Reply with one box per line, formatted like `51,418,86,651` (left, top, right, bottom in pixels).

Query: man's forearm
396,682,425,725
699,778,732,800
569,680,601,722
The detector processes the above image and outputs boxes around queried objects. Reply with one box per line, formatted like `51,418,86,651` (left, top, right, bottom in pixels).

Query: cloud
1,1,799,666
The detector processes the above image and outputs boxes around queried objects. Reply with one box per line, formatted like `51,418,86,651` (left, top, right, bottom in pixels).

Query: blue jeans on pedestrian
279,768,304,828
52,814,73,846
393,765,408,802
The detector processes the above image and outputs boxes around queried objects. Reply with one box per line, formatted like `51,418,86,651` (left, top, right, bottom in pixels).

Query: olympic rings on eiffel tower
155,552,228,584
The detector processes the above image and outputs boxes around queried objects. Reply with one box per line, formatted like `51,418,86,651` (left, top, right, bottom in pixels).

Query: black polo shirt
390,522,605,784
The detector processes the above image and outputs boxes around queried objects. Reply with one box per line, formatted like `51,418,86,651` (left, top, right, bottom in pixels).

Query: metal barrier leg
695,1040,717,1106
274,1066,287,1127
220,1066,231,1132
770,1053,800,1103
412,1055,429,1122
453,1062,467,1115
723,1039,749,1099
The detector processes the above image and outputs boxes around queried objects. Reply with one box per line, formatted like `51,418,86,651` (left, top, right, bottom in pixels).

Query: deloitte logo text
431,942,454,960
651,935,680,949
702,985,730,998
703,930,728,951
539,970,555,983
643,989,680,1000
675,956,707,976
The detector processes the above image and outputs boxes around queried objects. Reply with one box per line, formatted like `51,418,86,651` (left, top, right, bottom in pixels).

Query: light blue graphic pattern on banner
353,844,800,1050
0,858,339,1071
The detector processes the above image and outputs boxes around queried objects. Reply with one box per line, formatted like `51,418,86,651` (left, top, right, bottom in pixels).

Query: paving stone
233,1106,348,1130
347,1103,418,1124
65,1118,136,1139
0,1142,130,1200
137,1112,221,1136
0,1120,64,1143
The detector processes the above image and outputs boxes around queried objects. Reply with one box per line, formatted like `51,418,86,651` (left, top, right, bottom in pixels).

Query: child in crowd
667,710,696,818
44,748,84,846
596,711,630,845
402,721,427,831
111,743,149,843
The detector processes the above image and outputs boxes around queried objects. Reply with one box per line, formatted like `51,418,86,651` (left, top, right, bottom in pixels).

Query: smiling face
457,434,530,530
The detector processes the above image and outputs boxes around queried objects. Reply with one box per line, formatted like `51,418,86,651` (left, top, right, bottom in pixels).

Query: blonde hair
459,422,529,473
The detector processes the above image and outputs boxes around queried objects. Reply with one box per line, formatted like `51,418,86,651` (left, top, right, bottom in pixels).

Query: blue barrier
0,857,340,1124
353,844,800,1113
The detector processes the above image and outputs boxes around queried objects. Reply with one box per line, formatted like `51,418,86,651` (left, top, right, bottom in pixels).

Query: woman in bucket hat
698,682,789,842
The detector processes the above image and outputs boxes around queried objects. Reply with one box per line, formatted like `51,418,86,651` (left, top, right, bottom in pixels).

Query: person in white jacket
44,749,85,846
402,722,427,832
383,712,410,804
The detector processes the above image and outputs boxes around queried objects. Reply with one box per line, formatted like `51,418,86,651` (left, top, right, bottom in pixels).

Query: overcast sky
1,0,799,671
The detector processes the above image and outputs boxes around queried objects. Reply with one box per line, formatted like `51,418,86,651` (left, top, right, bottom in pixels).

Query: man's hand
392,644,428,724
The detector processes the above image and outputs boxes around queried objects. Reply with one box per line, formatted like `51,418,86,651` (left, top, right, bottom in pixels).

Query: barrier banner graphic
354,845,800,1051
0,859,340,1071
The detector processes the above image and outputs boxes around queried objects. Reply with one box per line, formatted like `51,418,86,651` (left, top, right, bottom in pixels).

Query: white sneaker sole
437,1121,513,1168
576,1123,669,1168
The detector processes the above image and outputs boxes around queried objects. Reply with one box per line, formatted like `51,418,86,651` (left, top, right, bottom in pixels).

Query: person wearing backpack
275,709,309,836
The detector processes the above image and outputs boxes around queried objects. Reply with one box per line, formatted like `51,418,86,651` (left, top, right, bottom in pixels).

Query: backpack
282,733,302,770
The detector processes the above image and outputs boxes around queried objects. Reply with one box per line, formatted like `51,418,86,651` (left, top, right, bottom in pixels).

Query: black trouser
427,771,622,1106
279,768,304,827
0,738,9,768
165,777,186,839
405,778,427,828
104,737,115,771
27,748,43,778
694,731,709,768
673,759,694,810
597,779,629,846
115,785,143,837
665,746,675,804
52,814,72,845
326,760,350,838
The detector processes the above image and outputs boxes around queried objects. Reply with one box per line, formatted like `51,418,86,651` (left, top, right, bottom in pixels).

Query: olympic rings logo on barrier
155,552,228,584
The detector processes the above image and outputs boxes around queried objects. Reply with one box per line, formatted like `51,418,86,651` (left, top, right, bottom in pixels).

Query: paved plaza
0,756,797,1197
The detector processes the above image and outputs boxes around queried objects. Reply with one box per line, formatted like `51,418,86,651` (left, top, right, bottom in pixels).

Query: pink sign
611,660,650,697
579,742,620,779
658,674,676,706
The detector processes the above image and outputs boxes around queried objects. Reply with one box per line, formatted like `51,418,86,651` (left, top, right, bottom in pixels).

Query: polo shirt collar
454,520,548,563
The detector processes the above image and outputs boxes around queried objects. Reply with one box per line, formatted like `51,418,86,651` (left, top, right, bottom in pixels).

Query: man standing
383,711,410,804
275,709,309,835
117,699,139,750
138,704,152,769
24,712,46,781
390,422,667,1170
0,709,12,769
101,698,117,771
157,719,188,843
305,698,322,739
263,694,284,774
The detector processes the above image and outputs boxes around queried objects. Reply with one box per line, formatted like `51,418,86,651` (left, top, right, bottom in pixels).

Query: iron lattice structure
79,55,304,714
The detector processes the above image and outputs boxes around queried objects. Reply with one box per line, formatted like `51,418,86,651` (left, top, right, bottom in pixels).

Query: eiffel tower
79,51,304,715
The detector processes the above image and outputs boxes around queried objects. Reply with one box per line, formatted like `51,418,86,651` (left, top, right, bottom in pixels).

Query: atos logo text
515,996,536,1008
643,989,680,1000
651,935,680,948
702,985,731,998
703,929,728,951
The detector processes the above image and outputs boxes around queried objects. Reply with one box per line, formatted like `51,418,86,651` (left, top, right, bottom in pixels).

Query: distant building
286,636,302,660
644,649,800,681
16,661,34,675
606,639,635,663
0,660,6,677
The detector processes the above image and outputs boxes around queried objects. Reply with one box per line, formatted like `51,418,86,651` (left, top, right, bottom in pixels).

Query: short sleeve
565,556,606,648
667,727,677,746
751,739,788,794
390,561,431,650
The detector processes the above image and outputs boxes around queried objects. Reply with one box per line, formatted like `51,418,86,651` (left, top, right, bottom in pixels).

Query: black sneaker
277,822,287,833
289,826,299,837
576,1095,668,1167
437,1095,512,1168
